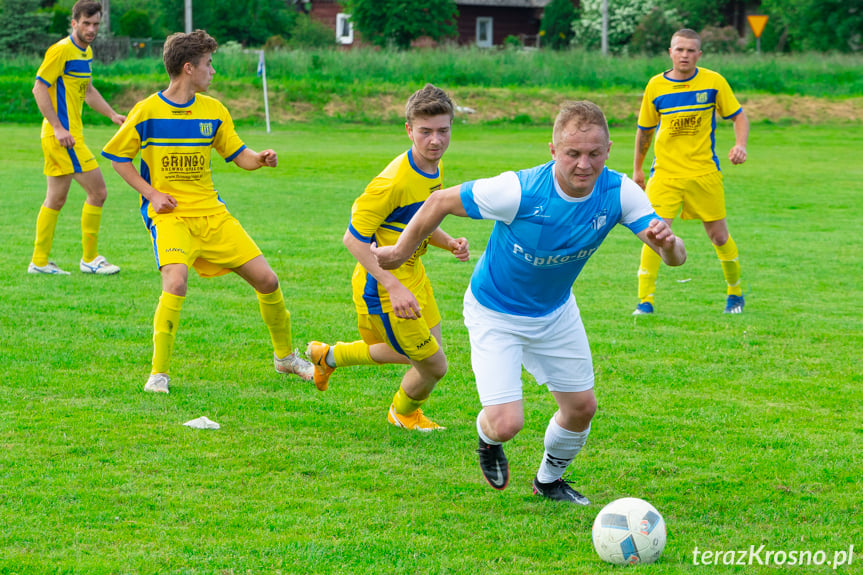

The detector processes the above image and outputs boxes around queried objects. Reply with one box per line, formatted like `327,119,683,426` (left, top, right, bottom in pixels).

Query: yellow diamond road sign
747,15,769,38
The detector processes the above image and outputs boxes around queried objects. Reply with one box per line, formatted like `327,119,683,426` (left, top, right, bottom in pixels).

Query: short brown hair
163,30,219,78
553,101,609,146
405,84,454,125
72,1,102,21
671,28,701,48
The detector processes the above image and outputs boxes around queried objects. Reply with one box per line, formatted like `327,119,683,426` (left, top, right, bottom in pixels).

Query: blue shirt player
372,101,687,503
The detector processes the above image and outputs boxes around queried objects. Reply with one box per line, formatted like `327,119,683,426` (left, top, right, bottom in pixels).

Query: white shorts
463,288,595,406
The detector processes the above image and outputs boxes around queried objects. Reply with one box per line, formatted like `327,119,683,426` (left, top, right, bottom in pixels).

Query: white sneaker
274,351,314,381
28,261,71,275
144,373,170,393
80,255,120,275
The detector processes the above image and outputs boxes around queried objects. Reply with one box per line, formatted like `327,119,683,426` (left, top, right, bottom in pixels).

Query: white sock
476,409,501,446
536,414,590,483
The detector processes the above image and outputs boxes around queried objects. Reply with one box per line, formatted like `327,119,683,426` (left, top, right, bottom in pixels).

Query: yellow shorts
356,282,442,362
646,171,725,222
148,211,262,278
42,135,99,176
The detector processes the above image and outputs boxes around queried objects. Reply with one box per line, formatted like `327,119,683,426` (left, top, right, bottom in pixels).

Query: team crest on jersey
199,122,214,137
590,210,608,231
696,91,708,104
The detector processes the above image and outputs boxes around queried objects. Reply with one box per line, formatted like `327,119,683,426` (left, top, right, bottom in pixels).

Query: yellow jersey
102,92,246,219
638,67,742,178
347,150,443,315
36,36,93,139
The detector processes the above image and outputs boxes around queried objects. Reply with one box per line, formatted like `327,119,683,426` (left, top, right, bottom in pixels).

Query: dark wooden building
303,0,552,48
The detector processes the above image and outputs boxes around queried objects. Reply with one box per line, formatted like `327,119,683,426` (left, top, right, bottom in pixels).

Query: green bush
540,0,577,50
630,6,682,55
700,25,744,54
288,13,335,49
119,9,152,38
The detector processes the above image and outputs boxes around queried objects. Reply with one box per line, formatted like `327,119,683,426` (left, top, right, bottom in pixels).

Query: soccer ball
592,497,666,565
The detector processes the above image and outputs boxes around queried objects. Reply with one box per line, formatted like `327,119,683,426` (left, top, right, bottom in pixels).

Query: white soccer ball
592,497,667,565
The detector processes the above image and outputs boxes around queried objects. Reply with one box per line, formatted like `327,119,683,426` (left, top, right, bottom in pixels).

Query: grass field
0,121,860,574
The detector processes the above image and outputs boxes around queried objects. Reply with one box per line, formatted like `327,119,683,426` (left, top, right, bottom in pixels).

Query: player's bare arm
233,148,278,170
372,186,467,269
632,128,655,189
728,110,749,165
32,80,74,148
344,231,422,320
429,228,470,262
111,161,177,213
638,219,686,266
84,83,125,125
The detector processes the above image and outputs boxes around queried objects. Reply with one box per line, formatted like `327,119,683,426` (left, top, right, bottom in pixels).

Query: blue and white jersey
459,161,657,317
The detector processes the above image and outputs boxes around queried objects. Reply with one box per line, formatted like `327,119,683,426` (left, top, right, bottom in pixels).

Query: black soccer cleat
477,438,509,490
532,476,590,505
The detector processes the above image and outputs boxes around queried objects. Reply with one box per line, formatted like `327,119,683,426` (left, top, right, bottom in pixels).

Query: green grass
0,121,860,574
2,49,862,125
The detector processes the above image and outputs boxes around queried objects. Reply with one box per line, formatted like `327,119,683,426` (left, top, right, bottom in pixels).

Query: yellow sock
257,288,292,359
714,236,742,297
32,205,60,267
332,340,377,367
392,386,426,416
152,291,184,375
637,243,662,304
81,202,102,263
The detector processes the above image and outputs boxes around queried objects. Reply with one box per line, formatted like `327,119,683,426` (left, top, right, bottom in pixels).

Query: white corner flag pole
258,50,271,133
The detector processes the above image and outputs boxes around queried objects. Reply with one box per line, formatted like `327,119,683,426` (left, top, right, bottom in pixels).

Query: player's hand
54,127,75,148
632,167,646,190
449,237,470,262
388,282,421,320
111,113,126,126
645,218,677,249
259,149,278,168
150,191,177,214
370,242,405,270
729,145,747,165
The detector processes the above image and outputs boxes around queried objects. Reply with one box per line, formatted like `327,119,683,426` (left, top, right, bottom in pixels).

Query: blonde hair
552,101,609,146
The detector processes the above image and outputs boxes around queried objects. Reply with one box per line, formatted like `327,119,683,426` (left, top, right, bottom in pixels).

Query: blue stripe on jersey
135,118,223,147
101,151,131,162
653,89,718,112
224,145,245,162
722,107,743,120
379,223,403,233
407,149,439,179
64,59,91,76
56,77,69,130
459,182,483,219
380,314,405,355
362,271,384,314
386,201,423,225
710,114,719,170
141,158,151,184
348,222,373,243
36,76,51,87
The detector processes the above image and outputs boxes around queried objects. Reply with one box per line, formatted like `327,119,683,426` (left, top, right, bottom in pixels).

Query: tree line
1,0,860,56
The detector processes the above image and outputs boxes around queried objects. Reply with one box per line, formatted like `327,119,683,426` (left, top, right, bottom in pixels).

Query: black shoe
477,438,509,490
532,476,590,505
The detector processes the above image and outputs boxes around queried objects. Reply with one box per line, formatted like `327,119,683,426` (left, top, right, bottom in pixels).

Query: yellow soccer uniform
102,92,258,277
347,149,443,316
638,66,742,179
102,91,246,219
36,35,98,174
